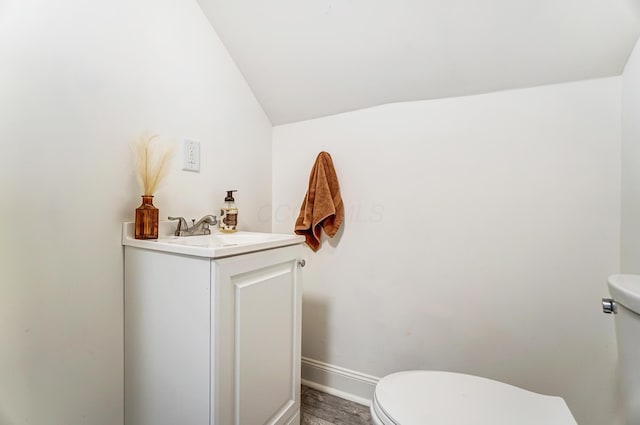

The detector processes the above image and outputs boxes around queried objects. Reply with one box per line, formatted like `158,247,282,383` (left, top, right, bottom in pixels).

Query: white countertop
122,222,305,258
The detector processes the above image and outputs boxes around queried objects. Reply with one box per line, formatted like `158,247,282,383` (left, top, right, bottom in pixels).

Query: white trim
283,410,300,425
301,379,372,407
301,357,380,406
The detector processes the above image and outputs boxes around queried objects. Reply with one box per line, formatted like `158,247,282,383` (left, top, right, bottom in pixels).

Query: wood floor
301,385,372,425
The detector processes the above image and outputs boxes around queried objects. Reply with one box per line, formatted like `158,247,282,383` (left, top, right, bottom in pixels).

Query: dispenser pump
220,190,238,233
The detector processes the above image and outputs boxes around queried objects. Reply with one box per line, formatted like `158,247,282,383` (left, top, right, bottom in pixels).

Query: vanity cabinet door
212,245,302,425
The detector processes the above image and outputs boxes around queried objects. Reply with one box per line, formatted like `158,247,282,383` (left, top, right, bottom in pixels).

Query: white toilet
604,274,640,424
369,274,640,424
371,370,577,424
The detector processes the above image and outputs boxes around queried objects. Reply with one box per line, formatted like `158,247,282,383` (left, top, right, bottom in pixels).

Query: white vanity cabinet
123,226,304,425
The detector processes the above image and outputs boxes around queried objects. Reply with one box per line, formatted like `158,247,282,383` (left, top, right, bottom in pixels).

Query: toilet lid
372,371,577,425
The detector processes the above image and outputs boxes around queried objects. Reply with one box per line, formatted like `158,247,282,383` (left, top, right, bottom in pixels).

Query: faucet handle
190,218,210,231
168,216,189,236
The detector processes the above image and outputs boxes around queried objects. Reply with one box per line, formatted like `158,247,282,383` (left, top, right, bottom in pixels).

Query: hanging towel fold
294,151,344,252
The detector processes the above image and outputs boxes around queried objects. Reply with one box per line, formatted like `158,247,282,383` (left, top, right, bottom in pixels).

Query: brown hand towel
294,151,344,252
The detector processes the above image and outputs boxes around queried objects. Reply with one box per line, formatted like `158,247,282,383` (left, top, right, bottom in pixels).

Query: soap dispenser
220,190,238,233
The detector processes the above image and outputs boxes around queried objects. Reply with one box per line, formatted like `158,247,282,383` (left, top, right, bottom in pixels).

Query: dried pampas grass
133,134,175,196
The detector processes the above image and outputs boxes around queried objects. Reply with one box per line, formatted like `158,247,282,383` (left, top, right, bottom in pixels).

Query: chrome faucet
168,215,218,236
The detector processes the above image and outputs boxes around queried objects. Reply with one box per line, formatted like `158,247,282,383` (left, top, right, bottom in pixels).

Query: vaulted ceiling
197,0,640,125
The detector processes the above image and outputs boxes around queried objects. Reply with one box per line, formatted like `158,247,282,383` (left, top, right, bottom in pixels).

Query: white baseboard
284,410,300,425
301,357,380,407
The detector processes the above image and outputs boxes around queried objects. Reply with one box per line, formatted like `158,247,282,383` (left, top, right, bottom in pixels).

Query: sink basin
122,222,304,258
165,232,298,248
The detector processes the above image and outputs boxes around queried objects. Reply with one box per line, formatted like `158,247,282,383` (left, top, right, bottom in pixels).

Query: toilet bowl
371,370,577,425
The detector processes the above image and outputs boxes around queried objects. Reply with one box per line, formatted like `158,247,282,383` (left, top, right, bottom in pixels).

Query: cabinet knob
298,259,306,268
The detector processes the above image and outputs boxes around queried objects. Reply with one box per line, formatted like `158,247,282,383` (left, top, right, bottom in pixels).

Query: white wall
273,78,621,425
0,1,271,424
622,37,640,272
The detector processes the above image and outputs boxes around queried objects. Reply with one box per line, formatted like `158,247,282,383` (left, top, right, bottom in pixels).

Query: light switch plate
183,139,200,172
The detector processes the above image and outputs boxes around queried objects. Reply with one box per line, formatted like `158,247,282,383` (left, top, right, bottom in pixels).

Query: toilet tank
607,274,640,424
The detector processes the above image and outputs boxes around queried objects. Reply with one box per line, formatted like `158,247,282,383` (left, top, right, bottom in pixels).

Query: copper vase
135,195,159,240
